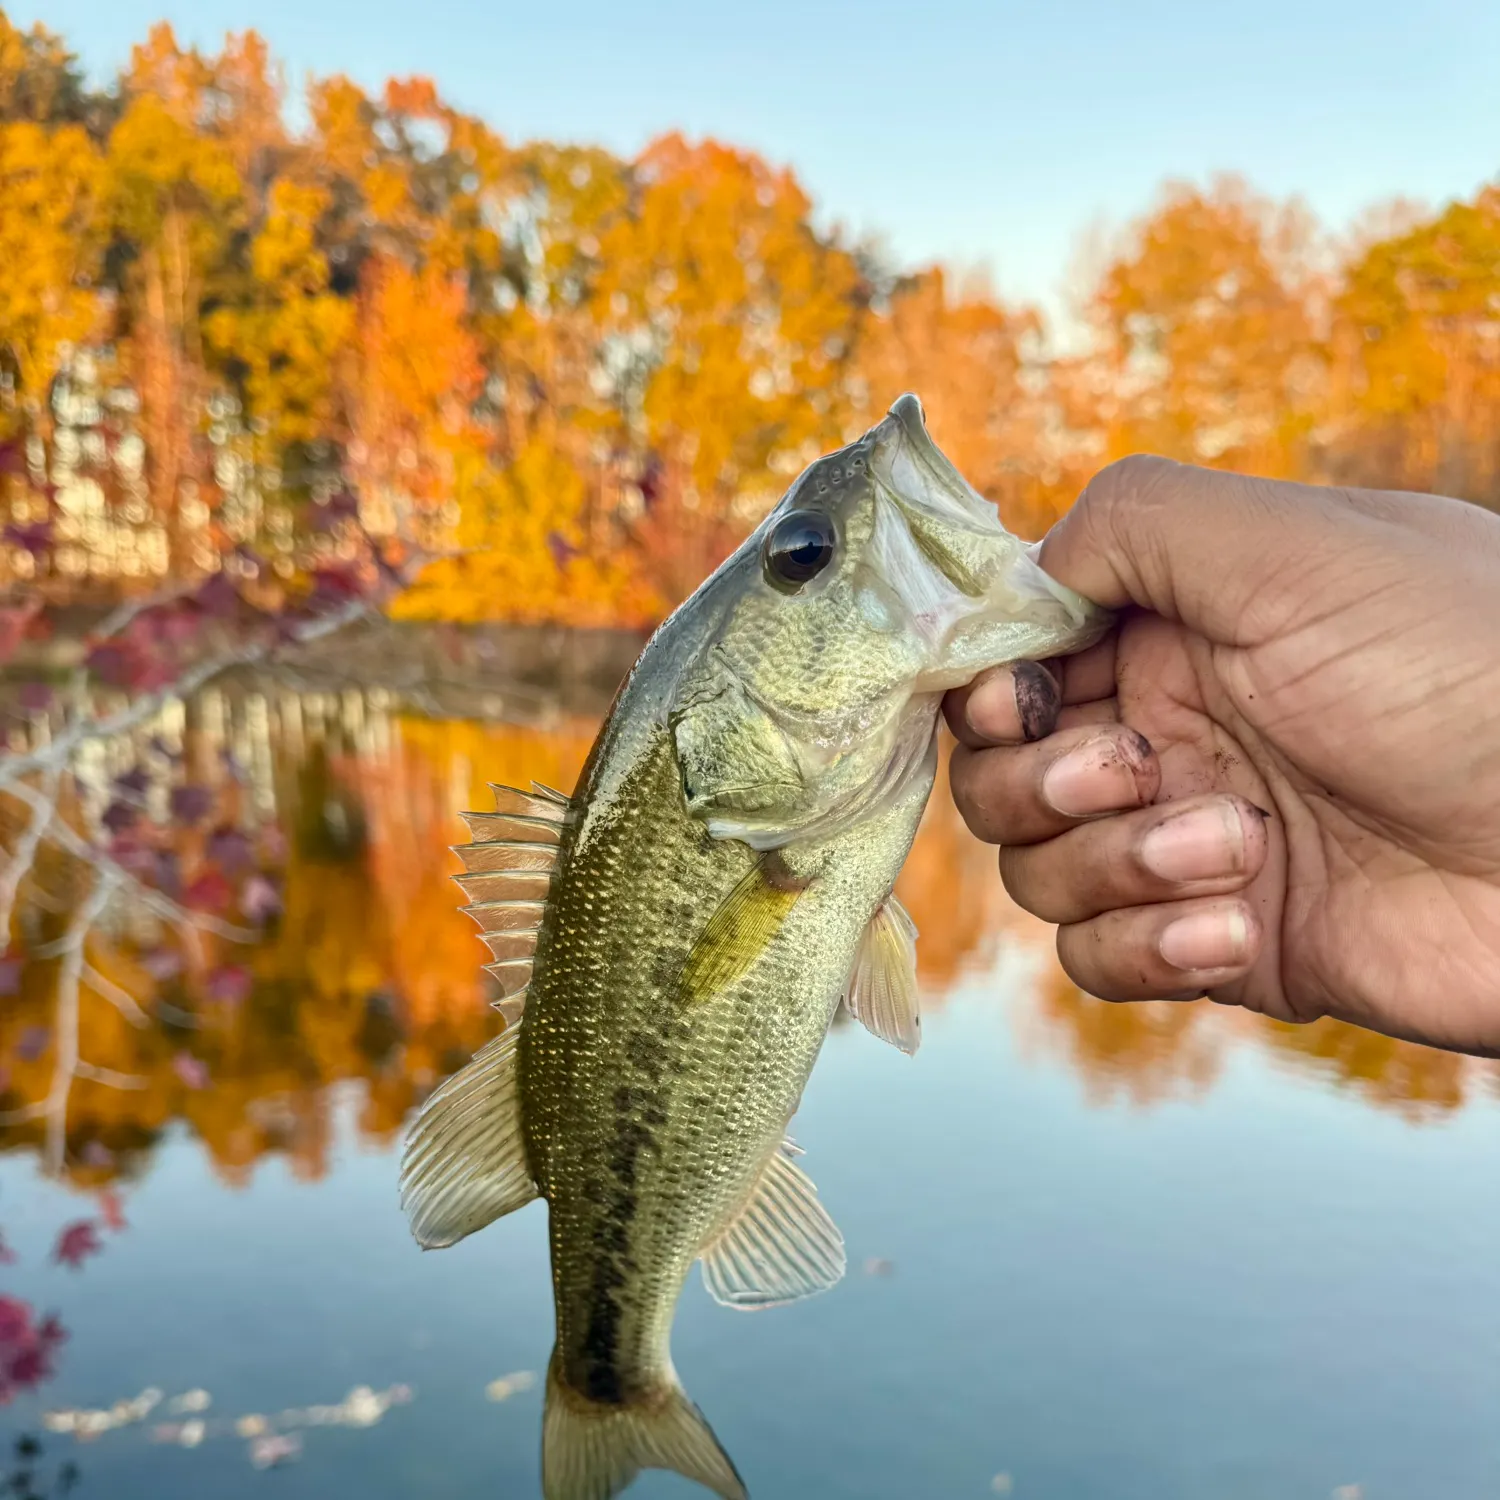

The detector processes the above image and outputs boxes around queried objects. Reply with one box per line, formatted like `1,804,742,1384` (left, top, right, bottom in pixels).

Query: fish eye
762,510,837,593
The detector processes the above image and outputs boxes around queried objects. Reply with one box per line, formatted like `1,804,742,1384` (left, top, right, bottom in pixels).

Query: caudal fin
541,1354,747,1500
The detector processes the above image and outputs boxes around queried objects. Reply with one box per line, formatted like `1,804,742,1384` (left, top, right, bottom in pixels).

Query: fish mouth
865,393,1109,668
875,393,1001,536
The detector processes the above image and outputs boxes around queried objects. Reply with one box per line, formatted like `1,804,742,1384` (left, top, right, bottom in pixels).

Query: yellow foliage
1083,174,1324,479
0,119,101,406
392,436,663,627
6,13,1500,618
204,179,354,447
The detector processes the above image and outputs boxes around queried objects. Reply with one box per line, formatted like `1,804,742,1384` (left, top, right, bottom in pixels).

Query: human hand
945,457,1500,1057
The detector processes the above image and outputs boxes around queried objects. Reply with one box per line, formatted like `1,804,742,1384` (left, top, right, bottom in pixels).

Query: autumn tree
1325,185,1500,507
1076,174,1326,479
855,267,1071,538
592,134,865,602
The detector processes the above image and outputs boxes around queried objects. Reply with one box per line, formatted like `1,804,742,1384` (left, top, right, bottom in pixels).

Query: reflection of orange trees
1019,968,1226,1109
1253,1016,1473,1122
1016,954,1496,1120
0,705,600,1190
351,714,594,1030
7,683,1500,1203
896,736,1011,993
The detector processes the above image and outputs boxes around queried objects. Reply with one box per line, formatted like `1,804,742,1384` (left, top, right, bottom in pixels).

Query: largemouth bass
400,394,1109,1500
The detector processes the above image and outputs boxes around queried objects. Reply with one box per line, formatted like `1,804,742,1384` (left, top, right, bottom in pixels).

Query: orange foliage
2,14,1499,618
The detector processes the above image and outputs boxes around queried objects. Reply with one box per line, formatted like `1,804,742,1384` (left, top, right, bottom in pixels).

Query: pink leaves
3,520,52,556
97,1191,127,1234
204,965,252,1005
0,600,42,666
182,869,233,914
51,1222,102,1271
0,1298,66,1403
238,875,280,925
172,1053,209,1090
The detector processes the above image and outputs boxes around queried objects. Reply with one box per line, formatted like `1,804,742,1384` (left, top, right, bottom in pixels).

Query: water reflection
1,670,1495,1202
0,663,1498,1496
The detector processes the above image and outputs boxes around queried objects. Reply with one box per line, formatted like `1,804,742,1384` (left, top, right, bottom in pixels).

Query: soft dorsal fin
452,782,574,1020
699,1138,846,1310
844,893,921,1055
400,1027,537,1248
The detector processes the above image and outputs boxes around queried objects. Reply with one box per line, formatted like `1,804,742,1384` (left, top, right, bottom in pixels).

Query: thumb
1036,455,1352,646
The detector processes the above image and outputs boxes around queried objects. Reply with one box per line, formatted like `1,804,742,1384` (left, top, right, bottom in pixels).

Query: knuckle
1080,454,1181,532
947,747,1000,838
997,845,1066,923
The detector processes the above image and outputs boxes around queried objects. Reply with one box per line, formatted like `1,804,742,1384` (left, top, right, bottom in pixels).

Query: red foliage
182,869,233,912
97,1191,128,1234
51,1221,103,1270
0,1298,66,1403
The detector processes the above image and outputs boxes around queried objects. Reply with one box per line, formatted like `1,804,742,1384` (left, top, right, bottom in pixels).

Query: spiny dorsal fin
450,782,574,1022
698,1137,846,1310
844,893,921,1055
400,1028,537,1248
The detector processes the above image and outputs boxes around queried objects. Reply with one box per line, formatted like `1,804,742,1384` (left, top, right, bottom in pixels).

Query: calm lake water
0,667,1497,1499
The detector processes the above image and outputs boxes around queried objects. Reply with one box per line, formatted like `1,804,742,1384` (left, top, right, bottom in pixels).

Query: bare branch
82,962,151,1027
75,1062,147,1090
42,870,116,1177
89,577,203,643
0,778,260,944
0,763,59,940
0,1101,48,1126
0,596,375,788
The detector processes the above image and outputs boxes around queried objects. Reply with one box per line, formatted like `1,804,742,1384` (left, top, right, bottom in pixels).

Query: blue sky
24,0,1500,321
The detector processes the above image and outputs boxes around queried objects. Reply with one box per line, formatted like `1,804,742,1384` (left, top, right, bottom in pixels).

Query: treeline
0,13,1496,626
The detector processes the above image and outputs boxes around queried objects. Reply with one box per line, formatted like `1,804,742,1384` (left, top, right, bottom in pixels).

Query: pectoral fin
699,1138,846,1310
844,893,921,1055
678,855,808,1004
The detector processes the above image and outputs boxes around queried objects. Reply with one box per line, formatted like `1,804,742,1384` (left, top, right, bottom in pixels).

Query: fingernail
962,670,1018,741
1041,735,1149,817
1011,661,1059,743
1158,907,1250,972
1140,802,1245,882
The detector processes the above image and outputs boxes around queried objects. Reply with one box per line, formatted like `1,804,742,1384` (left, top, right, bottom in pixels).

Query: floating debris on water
249,1433,302,1469
990,1474,1014,1495
485,1371,537,1403
43,1388,162,1439
862,1258,895,1277
276,1383,413,1430
1332,1487,1363,1500
52,1379,413,1459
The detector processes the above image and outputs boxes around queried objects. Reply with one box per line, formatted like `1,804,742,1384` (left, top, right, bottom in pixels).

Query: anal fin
844,893,921,1055
400,1028,537,1249
699,1138,846,1310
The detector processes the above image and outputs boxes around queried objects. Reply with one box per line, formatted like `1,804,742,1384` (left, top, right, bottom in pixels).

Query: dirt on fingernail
1012,661,1060,743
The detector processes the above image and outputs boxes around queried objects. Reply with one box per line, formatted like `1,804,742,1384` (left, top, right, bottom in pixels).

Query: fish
399,393,1110,1500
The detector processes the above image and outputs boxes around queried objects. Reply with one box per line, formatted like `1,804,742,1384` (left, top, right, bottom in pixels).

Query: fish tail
541,1351,747,1500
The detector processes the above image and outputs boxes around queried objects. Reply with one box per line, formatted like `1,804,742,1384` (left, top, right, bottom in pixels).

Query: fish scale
399,393,1110,1500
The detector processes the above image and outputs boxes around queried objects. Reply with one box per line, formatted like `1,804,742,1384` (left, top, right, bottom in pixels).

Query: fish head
668,393,1111,849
